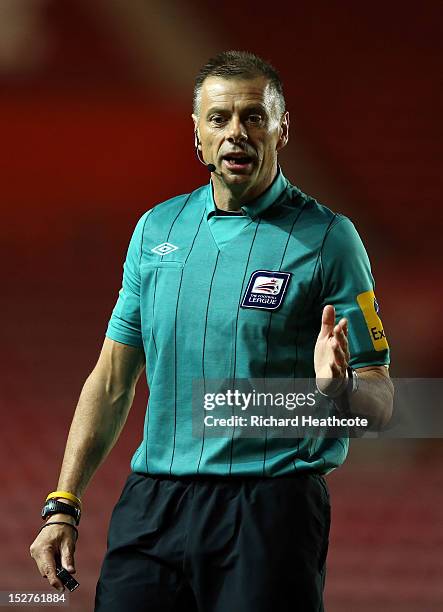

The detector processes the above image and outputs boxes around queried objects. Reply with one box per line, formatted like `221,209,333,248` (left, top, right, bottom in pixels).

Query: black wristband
39,521,79,541
41,499,81,525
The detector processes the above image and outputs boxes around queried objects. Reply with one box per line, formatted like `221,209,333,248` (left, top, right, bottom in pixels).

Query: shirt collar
205,166,288,220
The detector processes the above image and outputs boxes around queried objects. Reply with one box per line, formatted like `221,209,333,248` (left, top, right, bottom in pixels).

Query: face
192,76,289,198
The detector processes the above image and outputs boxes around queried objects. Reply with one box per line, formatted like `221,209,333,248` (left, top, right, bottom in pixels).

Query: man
30,51,393,611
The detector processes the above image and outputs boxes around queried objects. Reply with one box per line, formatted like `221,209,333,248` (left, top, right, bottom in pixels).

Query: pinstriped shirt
106,170,389,476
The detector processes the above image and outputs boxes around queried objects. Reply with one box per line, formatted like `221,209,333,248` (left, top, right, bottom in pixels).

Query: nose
227,116,247,144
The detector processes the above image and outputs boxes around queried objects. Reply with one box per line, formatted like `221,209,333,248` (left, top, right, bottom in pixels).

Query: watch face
348,369,358,394
43,500,54,515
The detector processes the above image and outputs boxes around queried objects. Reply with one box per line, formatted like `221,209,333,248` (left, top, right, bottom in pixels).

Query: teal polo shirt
106,169,389,476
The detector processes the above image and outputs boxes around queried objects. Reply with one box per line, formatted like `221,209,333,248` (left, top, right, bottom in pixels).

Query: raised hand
314,305,350,396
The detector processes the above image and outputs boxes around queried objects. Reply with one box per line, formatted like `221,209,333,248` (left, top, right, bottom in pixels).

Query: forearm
55,369,136,499
347,368,394,429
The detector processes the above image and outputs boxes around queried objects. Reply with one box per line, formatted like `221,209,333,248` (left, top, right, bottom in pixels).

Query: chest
139,215,324,339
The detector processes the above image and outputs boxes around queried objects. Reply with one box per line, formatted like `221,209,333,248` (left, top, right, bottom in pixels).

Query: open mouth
222,155,254,169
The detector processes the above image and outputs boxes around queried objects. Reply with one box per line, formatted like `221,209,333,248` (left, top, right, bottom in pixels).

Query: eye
247,114,263,124
209,115,226,125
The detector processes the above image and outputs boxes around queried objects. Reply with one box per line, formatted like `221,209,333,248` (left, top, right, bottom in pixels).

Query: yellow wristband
46,490,82,508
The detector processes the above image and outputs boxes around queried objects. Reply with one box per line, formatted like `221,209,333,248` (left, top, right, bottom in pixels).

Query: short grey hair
193,50,286,117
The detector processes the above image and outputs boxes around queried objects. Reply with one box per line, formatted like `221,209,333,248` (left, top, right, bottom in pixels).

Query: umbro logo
151,242,179,255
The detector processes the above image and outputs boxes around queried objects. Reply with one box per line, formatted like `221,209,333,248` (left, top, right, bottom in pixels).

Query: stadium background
1,1,442,610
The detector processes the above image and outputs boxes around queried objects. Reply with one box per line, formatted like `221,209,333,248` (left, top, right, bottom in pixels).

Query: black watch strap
41,499,81,525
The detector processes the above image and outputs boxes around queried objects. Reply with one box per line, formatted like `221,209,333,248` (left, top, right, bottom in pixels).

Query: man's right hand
29,513,77,592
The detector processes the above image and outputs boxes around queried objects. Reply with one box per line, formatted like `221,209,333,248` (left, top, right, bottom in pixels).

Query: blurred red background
1,1,443,610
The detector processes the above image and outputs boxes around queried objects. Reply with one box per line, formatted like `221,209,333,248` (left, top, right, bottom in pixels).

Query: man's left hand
314,304,350,396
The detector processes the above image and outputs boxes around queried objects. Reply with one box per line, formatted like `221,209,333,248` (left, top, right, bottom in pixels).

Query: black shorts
94,471,331,612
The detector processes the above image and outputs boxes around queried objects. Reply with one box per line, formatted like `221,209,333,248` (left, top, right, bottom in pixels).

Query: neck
211,163,278,212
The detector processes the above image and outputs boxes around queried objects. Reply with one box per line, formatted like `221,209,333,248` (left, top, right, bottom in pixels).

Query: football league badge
241,270,292,311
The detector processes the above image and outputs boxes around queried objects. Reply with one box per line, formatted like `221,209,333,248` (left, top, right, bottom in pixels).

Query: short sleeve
105,211,150,348
320,216,390,368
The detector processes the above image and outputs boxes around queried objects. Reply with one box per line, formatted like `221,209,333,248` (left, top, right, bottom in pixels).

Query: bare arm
56,337,145,497
30,337,145,591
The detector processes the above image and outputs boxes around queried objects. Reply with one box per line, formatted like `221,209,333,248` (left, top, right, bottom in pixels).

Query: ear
192,114,201,150
276,111,290,152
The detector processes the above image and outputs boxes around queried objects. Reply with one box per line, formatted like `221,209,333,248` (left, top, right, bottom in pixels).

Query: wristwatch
41,499,81,525
346,366,359,395
333,367,359,416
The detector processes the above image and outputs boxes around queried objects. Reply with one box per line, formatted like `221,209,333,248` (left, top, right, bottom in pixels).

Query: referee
30,51,394,611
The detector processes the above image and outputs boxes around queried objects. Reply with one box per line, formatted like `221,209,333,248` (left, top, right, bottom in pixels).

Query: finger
333,327,349,353
319,305,336,337
330,339,348,370
334,318,348,336
60,540,76,574
36,550,65,592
